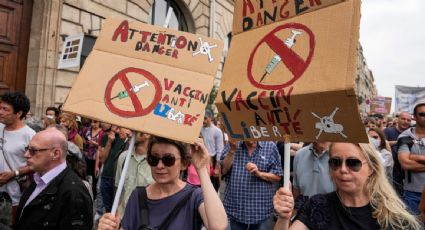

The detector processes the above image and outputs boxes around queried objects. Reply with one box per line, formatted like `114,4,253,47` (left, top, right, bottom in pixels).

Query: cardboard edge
345,0,361,90
232,0,346,36
62,104,197,144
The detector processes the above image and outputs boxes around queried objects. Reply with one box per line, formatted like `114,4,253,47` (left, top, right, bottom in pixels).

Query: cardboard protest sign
370,96,392,115
395,85,425,113
232,0,344,35
62,19,223,143
217,0,368,143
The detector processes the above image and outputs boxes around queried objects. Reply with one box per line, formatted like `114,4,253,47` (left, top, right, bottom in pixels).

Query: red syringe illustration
260,30,302,83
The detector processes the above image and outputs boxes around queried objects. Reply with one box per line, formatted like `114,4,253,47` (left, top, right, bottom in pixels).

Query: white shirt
24,161,67,207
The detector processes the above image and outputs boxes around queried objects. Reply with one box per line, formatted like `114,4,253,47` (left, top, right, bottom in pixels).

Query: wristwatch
14,169,20,178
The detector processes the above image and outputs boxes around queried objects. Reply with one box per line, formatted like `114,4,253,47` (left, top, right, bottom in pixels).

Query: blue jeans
100,176,114,213
95,175,104,215
229,217,271,230
403,190,421,215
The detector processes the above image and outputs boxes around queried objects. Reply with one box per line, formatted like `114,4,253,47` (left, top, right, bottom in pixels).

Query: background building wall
355,44,377,116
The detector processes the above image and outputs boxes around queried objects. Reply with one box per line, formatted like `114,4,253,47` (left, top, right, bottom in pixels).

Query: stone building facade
355,43,377,116
23,0,234,116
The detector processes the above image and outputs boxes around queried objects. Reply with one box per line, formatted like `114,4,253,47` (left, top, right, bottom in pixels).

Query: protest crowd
1,0,425,229
0,91,424,230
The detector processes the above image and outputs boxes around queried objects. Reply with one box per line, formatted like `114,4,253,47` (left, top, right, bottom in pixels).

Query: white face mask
46,115,54,119
370,138,381,150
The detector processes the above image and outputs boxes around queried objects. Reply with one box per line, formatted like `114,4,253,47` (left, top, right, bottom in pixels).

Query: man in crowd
201,110,224,191
99,126,130,212
398,102,425,215
292,142,334,199
16,128,92,230
0,92,35,223
384,111,412,196
114,132,153,216
221,140,283,229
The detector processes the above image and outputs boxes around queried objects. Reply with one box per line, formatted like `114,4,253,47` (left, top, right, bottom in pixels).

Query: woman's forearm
198,167,227,230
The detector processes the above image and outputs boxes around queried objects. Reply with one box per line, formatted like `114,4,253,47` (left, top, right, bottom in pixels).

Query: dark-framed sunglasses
25,146,54,156
417,112,425,117
147,154,181,167
328,158,366,172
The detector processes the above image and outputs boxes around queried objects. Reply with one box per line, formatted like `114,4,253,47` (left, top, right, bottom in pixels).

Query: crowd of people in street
1,91,425,230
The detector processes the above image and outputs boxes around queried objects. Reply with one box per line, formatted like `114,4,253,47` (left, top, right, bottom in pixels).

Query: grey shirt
398,127,425,193
201,125,224,160
293,144,334,197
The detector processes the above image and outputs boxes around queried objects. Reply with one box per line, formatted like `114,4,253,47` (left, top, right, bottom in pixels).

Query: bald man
384,111,412,197
15,128,93,230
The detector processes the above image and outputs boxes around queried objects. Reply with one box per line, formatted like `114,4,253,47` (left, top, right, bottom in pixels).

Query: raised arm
221,140,237,175
191,140,227,230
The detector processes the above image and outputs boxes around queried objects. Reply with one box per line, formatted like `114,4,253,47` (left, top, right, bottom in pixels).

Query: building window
149,0,188,32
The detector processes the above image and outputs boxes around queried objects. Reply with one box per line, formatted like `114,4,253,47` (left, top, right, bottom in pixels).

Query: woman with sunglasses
273,142,422,230
98,136,227,230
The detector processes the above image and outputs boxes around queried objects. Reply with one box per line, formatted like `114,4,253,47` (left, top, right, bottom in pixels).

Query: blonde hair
59,113,78,131
331,143,421,229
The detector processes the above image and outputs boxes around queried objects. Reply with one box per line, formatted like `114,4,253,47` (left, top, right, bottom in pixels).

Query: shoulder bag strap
158,187,196,230
137,186,150,229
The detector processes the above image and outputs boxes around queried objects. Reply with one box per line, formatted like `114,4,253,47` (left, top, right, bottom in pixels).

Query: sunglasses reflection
147,154,181,167
328,158,365,172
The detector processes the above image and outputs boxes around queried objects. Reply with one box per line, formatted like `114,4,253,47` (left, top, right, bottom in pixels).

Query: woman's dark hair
147,136,189,167
0,92,30,119
364,117,377,126
368,127,387,150
45,106,60,117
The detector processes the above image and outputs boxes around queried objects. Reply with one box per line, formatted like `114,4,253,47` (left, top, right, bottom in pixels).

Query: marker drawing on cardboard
311,107,347,140
260,29,302,83
192,38,218,62
216,0,368,143
62,18,223,143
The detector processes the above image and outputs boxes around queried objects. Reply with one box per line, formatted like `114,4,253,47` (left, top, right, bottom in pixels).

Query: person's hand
95,166,100,177
98,213,120,230
273,187,294,220
190,139,210,170
89,139,98,146
213,164,221,177
229,139,238,152
107,131,115,143
245,162,260,177
0,171,15,185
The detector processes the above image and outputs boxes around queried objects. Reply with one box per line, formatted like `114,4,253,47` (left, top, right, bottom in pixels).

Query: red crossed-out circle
247,23,315,90
104,67,162,117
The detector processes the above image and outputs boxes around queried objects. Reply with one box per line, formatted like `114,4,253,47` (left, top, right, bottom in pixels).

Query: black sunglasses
328,158,365,172
25,146,54,156
417,112,425,117
147,154,181,167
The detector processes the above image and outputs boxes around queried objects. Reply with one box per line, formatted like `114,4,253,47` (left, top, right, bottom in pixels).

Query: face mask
46,115,54,119
370,138,381,149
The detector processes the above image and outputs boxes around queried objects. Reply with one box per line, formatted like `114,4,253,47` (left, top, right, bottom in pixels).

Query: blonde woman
273,142,422,230
59,113,84,150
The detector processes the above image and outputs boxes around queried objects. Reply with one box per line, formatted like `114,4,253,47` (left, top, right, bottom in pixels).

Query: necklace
336,190,352,215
